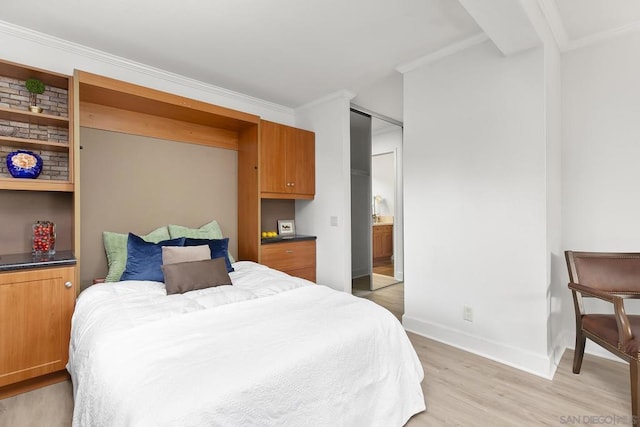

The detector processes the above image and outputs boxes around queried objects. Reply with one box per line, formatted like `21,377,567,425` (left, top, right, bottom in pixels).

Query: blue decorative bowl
6,150,43,179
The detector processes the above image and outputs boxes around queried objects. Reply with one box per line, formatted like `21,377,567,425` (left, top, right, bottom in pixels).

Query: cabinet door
373,225,393,259
260,120,288,194
260,120,315,199
381,226,393,258
372,228,383,259
287,127,315,196
0,266,75,387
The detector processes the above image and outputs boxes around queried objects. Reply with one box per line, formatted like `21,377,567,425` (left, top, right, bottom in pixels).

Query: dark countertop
261,234,317,245
0,250,77,272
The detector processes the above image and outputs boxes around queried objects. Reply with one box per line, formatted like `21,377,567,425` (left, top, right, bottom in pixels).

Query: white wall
541,18,565,370
403,40,553,377
351,72,403,122
295,92,354,292
563,32,640,361
372,124,404,281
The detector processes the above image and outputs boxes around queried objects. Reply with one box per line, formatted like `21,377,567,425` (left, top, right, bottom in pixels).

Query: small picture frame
277,219,296,237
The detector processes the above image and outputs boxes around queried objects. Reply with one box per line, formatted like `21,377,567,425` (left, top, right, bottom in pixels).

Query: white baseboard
549,330,571,377
403,315,555,379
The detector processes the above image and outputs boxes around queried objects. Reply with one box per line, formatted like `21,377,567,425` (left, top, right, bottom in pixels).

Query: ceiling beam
458,0,542,56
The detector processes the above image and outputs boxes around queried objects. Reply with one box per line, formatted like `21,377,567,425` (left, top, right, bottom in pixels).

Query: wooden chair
565,251,640,425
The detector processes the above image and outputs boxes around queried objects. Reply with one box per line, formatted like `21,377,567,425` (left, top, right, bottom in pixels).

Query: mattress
68,261,425,426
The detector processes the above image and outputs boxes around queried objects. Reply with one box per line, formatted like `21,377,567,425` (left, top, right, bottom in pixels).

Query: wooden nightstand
261,238,316,282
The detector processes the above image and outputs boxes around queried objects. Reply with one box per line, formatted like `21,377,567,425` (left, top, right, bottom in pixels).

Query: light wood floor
0,282,632,426
352,259,400,293
373,258,394,276
363,283,631,426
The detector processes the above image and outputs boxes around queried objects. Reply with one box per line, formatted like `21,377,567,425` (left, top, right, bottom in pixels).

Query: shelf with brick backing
0,106,69,128
0,177,73,192
0,135,69,152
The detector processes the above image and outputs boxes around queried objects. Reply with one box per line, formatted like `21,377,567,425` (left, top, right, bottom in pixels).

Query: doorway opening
350,106,403,295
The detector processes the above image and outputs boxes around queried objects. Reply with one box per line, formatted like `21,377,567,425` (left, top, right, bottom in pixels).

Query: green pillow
168,220,236,263
103,226,170,282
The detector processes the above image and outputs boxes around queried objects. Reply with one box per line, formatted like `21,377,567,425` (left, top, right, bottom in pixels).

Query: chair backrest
566,251,640,293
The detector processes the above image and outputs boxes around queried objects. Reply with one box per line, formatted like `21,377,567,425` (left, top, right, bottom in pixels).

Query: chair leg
573,331,586,374
631,359,640,427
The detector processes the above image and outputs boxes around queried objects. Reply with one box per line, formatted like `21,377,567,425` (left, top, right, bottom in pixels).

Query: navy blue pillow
184,237,234,272
120,233,185,282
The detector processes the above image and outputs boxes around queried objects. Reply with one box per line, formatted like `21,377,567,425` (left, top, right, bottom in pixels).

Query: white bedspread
68,261,425,426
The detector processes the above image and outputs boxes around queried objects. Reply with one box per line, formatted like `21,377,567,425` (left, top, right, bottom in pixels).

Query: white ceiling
1,0,640,121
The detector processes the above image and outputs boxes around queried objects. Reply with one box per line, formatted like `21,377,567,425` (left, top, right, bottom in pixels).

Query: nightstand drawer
261,240,315,274
286,267,316,282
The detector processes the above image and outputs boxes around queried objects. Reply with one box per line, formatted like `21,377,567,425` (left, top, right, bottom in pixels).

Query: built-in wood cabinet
239,119,316,270
373,224,393,261
0,266,76,397
260,120,315,199
261,240,316,282
0,58,79,397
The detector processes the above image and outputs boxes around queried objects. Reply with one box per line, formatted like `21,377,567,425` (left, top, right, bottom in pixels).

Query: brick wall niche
0,75,69,181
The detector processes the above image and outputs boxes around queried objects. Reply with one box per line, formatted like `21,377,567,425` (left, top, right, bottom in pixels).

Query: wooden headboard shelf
75,70,259,150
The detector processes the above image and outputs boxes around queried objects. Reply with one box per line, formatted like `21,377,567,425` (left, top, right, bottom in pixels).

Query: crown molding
534,1,640,53
396,33,489,74
0,20,294,115
295,89,356,111
564,20,640,52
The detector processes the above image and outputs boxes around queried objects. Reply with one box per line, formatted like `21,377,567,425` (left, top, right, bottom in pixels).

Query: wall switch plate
330,216,338,226
463,305,473,322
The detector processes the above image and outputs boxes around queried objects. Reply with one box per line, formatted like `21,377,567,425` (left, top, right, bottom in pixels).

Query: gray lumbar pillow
161,257,232,295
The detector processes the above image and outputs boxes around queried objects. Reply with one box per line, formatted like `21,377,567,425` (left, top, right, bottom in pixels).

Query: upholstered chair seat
582,314,640,354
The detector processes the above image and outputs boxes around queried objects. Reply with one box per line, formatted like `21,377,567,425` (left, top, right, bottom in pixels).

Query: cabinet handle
290,182,295,186
64,281,73,289
285,250,294,253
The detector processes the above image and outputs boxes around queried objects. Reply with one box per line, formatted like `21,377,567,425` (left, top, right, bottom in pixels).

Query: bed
67,260,425,426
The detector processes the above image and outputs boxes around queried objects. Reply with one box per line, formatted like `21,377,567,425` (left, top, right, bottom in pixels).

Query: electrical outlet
463,305,473,322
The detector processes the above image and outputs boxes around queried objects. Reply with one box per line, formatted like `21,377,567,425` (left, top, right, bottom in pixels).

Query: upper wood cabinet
260,120,315,199
77,70,259,151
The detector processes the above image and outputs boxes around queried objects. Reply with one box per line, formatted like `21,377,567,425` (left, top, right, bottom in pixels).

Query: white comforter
68,261,425,426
